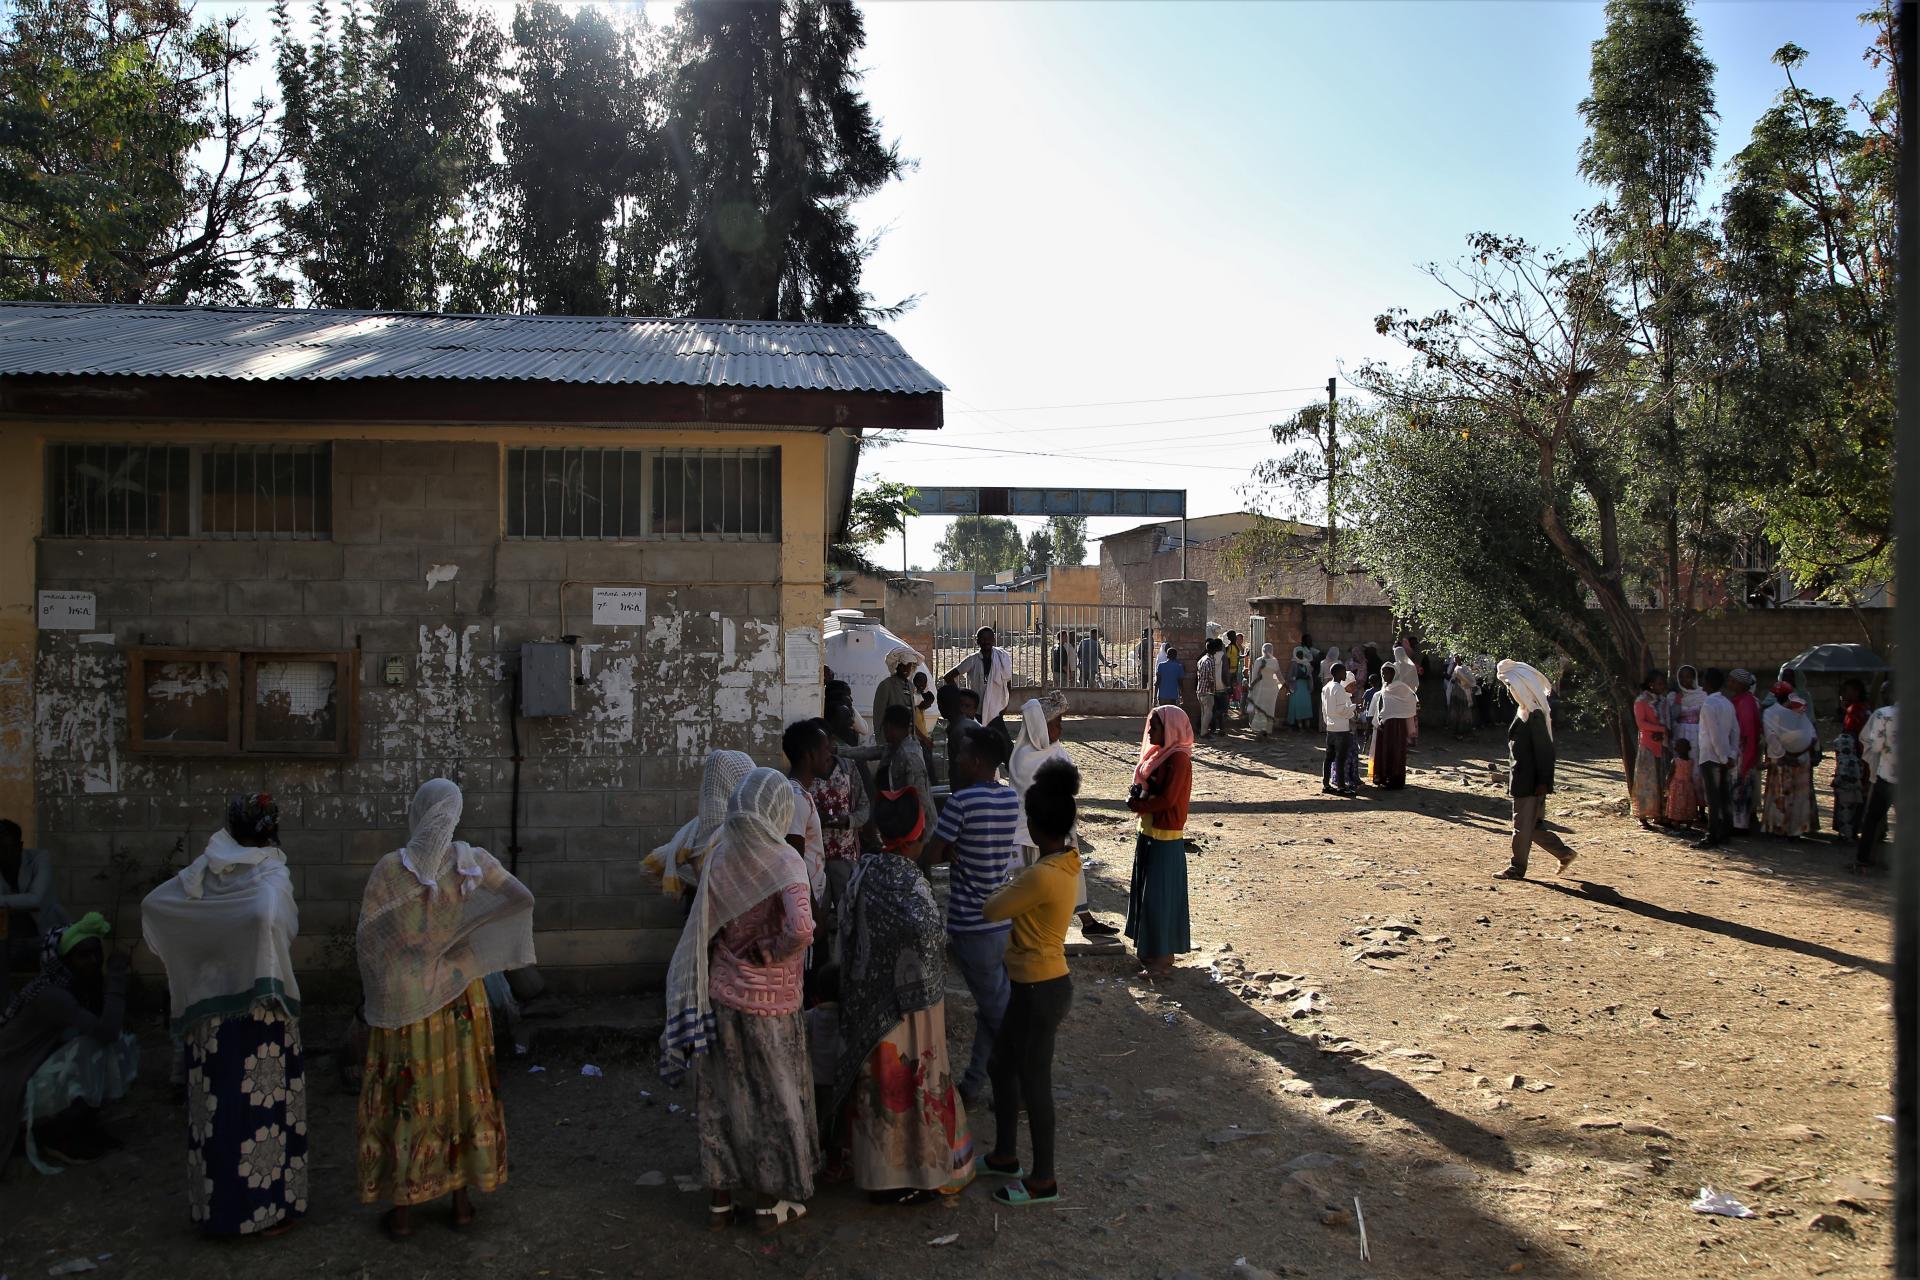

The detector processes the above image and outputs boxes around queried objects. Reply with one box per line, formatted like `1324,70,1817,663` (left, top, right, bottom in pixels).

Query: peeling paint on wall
425,563,459,589
34,642,122,796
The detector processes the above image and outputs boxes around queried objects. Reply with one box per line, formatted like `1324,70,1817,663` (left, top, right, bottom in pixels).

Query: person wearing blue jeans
920,719,1021,1104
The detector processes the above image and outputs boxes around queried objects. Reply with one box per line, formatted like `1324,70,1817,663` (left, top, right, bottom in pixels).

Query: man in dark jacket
1494,660,1578,880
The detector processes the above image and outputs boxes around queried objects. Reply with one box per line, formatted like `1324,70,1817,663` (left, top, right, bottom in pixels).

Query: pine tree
500,2,655,315
271,0,501,310
656,0,904,323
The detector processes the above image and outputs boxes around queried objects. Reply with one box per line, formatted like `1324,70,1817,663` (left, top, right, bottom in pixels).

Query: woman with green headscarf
0,911,137,1173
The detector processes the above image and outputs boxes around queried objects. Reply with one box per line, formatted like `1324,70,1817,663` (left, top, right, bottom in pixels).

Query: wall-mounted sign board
37,590,96,631
592,587,648,626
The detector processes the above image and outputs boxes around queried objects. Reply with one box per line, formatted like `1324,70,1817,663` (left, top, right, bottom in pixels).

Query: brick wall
32,439,794,989
1099,530,1385,618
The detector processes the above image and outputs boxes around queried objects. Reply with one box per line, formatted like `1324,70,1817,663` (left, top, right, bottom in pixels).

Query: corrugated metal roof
0,303,946,395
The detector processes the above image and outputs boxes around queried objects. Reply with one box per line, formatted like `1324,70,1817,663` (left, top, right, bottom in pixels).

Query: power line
949,384,1330,414
958,408,1292,437
877,437,1257,472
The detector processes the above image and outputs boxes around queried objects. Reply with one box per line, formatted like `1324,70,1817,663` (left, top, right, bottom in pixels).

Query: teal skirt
1125,834,1191,958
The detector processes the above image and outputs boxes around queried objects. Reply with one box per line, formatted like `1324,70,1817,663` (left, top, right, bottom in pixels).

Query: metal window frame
45,442,333,540
505,444,780,542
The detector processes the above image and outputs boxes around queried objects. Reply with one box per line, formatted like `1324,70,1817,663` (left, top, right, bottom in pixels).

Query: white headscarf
1498,660,1554,738
357,779,536,1029
1010,696,1072,849
142,828,299,1034
1320,645,1344,684
644,750,756,895
661,767,808,1082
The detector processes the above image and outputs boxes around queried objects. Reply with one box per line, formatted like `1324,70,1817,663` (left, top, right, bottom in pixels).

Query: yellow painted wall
0,433,37,839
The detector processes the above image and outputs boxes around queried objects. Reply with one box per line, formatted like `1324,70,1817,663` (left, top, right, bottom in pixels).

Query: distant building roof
0,302,946,396
1098,512,1320,543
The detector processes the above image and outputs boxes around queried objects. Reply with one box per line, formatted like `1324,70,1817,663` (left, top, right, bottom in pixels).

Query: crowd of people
1628,664,1897,872
0,622,1894,1243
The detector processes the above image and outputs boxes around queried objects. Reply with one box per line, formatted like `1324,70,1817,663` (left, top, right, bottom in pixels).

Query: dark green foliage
0,0,283,302
655,0,905,323
271,0,502,310
934,516,1024,576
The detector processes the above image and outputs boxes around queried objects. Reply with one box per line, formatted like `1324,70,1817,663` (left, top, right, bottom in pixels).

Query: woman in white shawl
1249,643,1284,737
1369,658,1419,789
142,794,305,1236
644,750,757,899
354,779,535,1239
1761,686,1818,838
662,767,819,1232
1010,695,1119,939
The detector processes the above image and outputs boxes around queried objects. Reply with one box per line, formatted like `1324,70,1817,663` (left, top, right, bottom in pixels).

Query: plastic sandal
979,1158,1026,1179
755,1200,808,1232
708,1202,733,1232
992,1182,1061,1206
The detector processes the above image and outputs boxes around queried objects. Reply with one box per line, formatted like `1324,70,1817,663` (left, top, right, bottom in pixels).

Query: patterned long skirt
1763,756,1813,838
1832,732,1865,839
184,1002,308,1234
356,980,507,1205
697,1004,819,1202
1631,743,1665,820
846,1004,975,1194
1730,765,1760,831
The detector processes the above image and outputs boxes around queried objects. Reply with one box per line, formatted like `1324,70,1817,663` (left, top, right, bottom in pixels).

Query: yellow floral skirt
355,980,507,1205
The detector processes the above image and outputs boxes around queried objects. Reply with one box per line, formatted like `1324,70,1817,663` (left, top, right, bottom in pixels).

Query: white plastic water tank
821,610,925,718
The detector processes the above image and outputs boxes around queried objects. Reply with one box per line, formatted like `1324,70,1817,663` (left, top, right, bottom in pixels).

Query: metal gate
934,600,1153,691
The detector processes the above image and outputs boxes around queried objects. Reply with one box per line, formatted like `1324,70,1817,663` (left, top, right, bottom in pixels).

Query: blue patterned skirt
184,1002,308,1235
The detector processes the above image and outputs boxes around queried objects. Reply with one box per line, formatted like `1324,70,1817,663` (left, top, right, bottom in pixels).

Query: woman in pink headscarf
1124,706,1194,977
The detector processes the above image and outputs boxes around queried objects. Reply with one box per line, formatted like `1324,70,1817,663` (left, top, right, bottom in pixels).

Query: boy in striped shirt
922,719,1020,1104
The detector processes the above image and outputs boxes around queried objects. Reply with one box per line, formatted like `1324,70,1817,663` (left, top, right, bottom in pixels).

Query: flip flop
754,1200,808,1233
992,1182,1061,1206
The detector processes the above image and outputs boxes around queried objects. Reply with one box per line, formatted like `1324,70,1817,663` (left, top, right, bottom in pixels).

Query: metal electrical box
519,643,578,717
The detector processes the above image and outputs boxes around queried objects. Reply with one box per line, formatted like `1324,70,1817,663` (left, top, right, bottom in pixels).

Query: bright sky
209,0,1881,568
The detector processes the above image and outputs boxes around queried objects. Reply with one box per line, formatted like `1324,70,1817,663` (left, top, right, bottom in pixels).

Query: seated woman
2,820,71,995
0,912,137,1173
829,811,974,1207
142,794,305,1235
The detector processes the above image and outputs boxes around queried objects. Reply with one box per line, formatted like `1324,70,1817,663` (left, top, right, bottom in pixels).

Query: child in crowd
1664,738,1700,829
919,720,1019,1108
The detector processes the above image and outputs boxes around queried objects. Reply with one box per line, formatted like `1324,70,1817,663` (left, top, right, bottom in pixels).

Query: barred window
507,446,780,541
45,443,331,539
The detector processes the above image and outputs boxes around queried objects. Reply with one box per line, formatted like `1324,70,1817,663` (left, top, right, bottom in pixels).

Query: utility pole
1325,376,1338,605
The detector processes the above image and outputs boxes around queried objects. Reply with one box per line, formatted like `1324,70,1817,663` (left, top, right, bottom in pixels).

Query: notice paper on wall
783,627,821,686
37,590,96,631
591,587,647,626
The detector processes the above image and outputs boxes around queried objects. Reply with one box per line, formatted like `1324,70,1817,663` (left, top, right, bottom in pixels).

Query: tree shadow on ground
1532,877,1890,979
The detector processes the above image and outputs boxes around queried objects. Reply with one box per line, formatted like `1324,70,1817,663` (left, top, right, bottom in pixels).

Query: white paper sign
784,627,821,686
591,587,648,626
37,590,96,631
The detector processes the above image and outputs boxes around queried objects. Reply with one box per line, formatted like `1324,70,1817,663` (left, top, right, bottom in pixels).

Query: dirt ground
2,715,1897,1279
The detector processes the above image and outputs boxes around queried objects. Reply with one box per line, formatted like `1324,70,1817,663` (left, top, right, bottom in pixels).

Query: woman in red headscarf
1124,706,1194,977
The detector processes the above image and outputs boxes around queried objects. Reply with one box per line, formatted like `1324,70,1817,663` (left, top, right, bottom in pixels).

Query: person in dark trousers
1855,685,1897,871
1692,667,1740,849
1320,662,1356,796
1493,660,1577,880
979,759,1082,1206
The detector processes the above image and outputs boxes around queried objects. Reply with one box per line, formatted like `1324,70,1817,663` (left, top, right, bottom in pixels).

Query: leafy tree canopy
934,515,1023,576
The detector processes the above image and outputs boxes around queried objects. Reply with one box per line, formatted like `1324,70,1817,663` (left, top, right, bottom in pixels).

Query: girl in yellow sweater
979,759,1080,1205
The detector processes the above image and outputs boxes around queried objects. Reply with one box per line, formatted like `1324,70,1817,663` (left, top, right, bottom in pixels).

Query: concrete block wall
31,439,792,990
